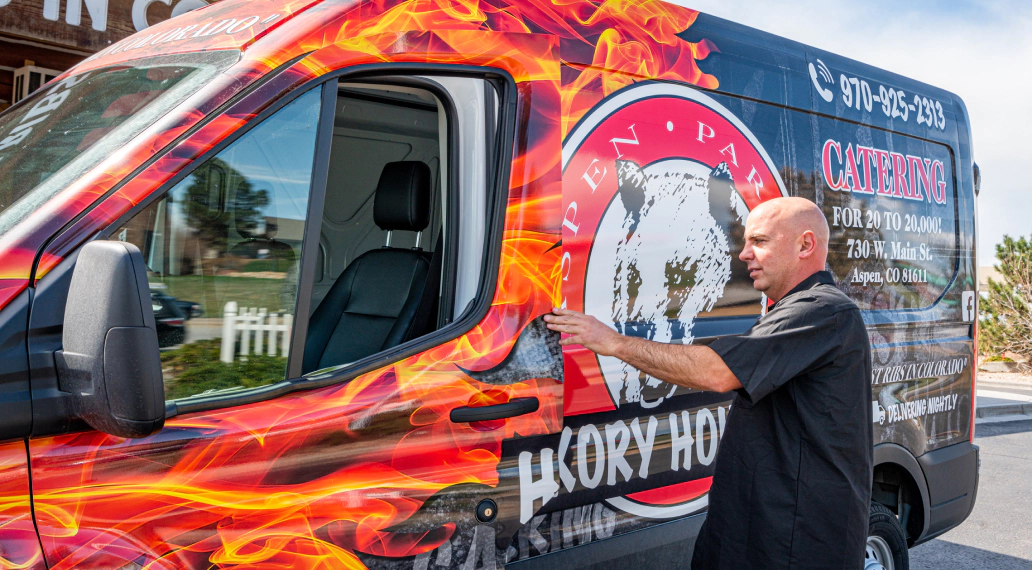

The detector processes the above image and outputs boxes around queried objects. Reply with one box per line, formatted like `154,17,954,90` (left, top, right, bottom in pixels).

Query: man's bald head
751,197,830,252
740,197,830,302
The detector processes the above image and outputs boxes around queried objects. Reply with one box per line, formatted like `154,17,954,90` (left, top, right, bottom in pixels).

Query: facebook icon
962,291,975,322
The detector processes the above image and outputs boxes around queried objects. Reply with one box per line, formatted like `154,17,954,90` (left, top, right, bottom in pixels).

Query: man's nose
740,245,752,262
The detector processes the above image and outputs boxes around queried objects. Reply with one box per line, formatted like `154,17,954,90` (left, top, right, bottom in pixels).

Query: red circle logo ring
560,82,788,518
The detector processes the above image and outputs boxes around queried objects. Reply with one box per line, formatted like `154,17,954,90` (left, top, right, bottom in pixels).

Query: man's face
739,208,796,298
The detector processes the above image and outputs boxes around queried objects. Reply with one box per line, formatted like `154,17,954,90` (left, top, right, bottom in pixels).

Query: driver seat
302,161,434,374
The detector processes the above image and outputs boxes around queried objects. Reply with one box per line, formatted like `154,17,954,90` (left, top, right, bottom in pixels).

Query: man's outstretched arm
543,308,742,393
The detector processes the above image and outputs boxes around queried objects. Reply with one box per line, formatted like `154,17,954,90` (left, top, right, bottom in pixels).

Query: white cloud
674,0,1032,264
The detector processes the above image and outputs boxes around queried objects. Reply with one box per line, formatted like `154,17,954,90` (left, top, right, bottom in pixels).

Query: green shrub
160,339,287,400
981,355,1015,363
980,235,1032,366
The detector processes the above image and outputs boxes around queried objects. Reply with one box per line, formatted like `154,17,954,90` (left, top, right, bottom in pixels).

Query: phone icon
809,59,835,103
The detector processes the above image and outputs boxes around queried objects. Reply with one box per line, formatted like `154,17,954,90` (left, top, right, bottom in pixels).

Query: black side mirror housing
55,241,165,438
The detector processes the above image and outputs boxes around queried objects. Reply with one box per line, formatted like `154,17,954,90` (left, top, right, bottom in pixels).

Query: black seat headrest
373,161,432,233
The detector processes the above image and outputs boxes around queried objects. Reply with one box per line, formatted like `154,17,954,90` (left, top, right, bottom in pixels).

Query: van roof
78,0,720,85
74,0,964,127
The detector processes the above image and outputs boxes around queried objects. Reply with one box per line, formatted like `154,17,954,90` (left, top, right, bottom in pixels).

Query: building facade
0,0,212,111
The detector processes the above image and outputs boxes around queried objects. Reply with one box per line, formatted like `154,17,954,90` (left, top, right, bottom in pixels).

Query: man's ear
798,230,817,259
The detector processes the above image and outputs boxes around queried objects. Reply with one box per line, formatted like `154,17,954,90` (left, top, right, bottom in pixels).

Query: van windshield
0,50,239,240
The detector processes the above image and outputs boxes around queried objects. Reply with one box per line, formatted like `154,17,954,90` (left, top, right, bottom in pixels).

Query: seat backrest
303,161,434,374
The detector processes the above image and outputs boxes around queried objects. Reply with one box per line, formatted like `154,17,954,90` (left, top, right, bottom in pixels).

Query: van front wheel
865,502,909,570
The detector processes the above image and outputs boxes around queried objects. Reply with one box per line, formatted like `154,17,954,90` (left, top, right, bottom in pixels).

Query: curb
977,403,1032,419
978,362,1023,373
976,379,1032,389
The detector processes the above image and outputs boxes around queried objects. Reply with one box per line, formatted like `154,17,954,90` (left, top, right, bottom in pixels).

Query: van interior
114,75,499,397
302,78,497,374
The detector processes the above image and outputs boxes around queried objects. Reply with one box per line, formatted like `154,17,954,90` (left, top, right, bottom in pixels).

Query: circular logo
562,82,787,412
561,82,787,519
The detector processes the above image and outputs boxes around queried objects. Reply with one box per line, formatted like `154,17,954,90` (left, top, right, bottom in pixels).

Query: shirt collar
772,271,835,310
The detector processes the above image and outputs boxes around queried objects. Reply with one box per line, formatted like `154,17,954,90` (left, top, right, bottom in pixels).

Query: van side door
505,71,791,564
26,40,566,570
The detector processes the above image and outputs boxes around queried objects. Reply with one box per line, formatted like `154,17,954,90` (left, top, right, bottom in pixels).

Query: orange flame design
30,231,562,568
0,443,44,570
5,0,720,567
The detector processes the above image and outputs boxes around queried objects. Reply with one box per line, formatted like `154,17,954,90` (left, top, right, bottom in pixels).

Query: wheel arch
873,443,931,546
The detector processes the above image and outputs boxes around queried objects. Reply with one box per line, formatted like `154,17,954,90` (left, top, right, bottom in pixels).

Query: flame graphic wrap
0,443,44,570
0,0,716,312
11,0,720,567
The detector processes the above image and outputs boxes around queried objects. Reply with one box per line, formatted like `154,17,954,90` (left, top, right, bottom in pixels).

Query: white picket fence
219,301,292,363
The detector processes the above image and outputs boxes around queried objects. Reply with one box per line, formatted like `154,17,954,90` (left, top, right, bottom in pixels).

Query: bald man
545,197,873,569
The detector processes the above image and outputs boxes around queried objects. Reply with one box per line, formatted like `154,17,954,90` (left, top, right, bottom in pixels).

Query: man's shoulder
807,283,860,313
775,283,859,322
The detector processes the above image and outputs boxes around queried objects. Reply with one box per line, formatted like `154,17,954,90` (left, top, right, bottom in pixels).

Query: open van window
104,74,503,402
0,51,239,241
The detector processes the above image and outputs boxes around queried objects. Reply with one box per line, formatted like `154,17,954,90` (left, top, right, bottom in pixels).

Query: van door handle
450,397,539,423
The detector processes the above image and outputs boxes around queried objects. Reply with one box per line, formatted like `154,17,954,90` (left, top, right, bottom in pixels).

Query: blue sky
674,0,1031,266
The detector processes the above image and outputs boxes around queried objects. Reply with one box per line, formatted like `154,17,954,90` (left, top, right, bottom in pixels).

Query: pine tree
980,235,1032,364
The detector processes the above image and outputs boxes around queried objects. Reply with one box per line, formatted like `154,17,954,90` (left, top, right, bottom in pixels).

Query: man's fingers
547,313,590,326
547,323,581,334
546,309,593,341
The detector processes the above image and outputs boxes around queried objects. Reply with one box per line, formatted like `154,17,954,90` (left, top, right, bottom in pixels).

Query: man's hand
543,308,623,356
543,307,742,393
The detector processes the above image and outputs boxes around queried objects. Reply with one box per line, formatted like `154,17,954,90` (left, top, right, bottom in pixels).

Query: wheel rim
865,534,894,570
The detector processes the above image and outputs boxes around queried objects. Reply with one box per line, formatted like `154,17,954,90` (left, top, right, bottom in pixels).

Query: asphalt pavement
909,418,1032,569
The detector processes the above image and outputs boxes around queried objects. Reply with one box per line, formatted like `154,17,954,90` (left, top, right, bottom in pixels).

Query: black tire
866,502,909,570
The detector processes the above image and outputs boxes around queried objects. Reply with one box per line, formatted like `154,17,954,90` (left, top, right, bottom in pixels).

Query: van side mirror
55,241,165,438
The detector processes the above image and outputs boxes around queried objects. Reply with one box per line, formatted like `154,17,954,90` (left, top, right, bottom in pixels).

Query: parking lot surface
909,419,1032,569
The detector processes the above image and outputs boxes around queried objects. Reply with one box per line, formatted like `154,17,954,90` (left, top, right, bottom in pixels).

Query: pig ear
616,159,647,230
709,161,733,182
707,161,741,227
616,159,646,193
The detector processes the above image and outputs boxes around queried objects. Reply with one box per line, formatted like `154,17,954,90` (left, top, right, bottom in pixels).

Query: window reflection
111,89,322,400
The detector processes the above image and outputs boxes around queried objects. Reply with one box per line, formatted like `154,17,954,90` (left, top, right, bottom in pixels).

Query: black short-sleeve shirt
690,271,873,570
